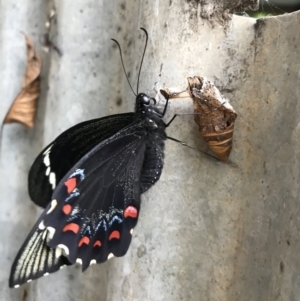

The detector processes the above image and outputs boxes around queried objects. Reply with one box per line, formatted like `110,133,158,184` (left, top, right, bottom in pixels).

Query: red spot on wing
64,178,77,194
63,223,79,234
109,230,120,240
62,204,72,215
93,240,102,247
124,206,138,218
78,236,90,247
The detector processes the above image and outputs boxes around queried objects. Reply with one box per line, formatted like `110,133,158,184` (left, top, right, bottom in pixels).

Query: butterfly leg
164,99,226,127
156,89,187,119
155,90,170,118
161,86,226,127
165,112,208,127
166,136,218,160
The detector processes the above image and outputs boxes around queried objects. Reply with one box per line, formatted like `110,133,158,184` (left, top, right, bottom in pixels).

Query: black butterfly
9,28,174,288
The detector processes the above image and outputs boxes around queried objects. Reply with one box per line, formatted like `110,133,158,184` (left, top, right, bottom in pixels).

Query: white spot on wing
107,253,114,260
44,272,49,276
90,259,96,265
49,172,56,189
43,145,55,187
76,258,82,265
47,199,57,214
130,229,133,235
47,227,56,240
45,166,50,176
14,285,20,288
55,247,63,258
43,154,50,167
57,244,69,256
38,220,46,230
27,279,32,283
60,265,66,270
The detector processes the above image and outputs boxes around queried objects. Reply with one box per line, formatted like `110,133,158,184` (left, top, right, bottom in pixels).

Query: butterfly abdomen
136,100,167,193
140,142,165,193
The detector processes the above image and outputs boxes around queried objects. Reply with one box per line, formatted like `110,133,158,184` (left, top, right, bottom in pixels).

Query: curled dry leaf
187,76,237,162
4,35,42,128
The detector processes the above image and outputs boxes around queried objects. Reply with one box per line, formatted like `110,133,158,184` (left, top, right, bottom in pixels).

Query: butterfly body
9,93,167,287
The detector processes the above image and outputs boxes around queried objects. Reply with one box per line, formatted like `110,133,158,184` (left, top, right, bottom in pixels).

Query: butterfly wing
10,121,147,287
28,113,135,208
9,225,71,288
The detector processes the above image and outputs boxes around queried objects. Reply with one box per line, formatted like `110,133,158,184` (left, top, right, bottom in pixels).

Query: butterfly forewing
28,113,135,208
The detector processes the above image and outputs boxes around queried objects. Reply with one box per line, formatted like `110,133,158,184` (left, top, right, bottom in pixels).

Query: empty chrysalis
187,76,237,162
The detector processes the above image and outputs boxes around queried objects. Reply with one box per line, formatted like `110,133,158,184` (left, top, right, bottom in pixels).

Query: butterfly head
135,93,157,114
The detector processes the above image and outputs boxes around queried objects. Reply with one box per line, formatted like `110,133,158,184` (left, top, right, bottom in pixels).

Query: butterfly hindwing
10,121,148,287
28,113,135,208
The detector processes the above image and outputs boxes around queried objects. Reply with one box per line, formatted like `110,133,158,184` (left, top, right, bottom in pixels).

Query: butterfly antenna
111,38,136,96
136,27,148,94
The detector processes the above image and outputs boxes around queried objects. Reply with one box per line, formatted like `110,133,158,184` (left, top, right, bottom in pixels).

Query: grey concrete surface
1,0,300,300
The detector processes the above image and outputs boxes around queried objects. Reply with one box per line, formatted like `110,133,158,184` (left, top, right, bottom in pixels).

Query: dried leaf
187,76,237,162
4,35,42,128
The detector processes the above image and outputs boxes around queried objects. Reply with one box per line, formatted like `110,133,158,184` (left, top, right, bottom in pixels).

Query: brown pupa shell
187,76,237,162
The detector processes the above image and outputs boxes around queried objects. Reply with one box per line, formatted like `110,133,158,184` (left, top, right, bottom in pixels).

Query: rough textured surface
225,0,259,11
1,0,300,300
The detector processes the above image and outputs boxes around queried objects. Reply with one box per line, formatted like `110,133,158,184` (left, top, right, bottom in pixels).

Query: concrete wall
1,0,300,300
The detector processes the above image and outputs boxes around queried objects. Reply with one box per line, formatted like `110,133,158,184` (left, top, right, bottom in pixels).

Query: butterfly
9,28,173,288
